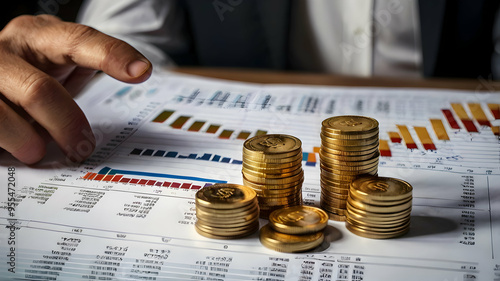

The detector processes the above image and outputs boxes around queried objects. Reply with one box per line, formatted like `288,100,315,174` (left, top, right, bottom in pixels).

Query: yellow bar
170,116,190,129
206,125,220,134
451,103,470,120
396,125,417,149
492,126,499,136
236,131,251,140
313,147,321,153
430,119,450,140
255,130,267,136
188,121,205,132
388,131,402,142
152,110,174,123
379,140,392,157
219,130,234,139
468,103,490,126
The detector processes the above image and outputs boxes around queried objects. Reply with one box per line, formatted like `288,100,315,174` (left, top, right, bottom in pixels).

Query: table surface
174,67,500,91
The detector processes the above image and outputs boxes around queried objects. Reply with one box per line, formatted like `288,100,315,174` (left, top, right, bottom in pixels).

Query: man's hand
0,15,152,164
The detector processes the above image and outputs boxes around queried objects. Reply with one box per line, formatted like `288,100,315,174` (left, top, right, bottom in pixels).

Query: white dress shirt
79,0,422,78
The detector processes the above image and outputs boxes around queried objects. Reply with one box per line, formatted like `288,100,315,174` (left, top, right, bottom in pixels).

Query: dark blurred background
1,0,83,28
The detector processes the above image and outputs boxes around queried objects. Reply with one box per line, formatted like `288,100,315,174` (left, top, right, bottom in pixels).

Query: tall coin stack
259,206,328,253
195,183,260,239
319,116,380,221
242,134,304,219
346,176,413,239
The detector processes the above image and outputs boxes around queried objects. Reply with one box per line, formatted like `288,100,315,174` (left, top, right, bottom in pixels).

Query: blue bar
103,167,226,183
231,160,243,165
165,151,178,158
154,150,166,157
198,153,212,161
221,157,231,163
115,86,132,97
142,149,154,156
98,167,112,174
212,155,221,162
306,162,316,167
302,152,309,162
177,154,188,159
130,148,143,155
188,154,197,159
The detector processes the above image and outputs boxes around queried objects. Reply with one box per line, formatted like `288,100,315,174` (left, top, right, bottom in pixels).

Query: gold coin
195,220,259,235
322,116,379,135
196,202,258,218
242,161,302,174
243,152,303,165
195,223,258,240
346,212,410,228
320,133,379,146
243,177,304,190
320,145,379,156
320,188,349,200
269,206,328,234
259,224,324,253
196,208,259,224
326,212,346,221
196,215,259,228
195,184,257,209
347,195,412,213
242,165,303,179
321,140,379,152
319,151,379,166
322,128,379,140
243,170,304,185
243,134,302,159
345,222,409,239
319,150,379,162
319,201,346,214
350,177,413,202
346,201,412,219
320,160,379,172
321,166,378,177
346,219,410,233
321,185,350,196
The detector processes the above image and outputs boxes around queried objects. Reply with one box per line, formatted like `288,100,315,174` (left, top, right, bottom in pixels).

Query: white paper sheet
0,71,499,280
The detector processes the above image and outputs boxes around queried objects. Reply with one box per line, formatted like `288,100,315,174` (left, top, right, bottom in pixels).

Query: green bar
152,110,174,123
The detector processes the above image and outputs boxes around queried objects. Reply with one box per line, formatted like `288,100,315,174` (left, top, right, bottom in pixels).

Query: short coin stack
319,116,380,221
259,206,328,253
195,183,259,239
346,176,413,239
242,134,304,219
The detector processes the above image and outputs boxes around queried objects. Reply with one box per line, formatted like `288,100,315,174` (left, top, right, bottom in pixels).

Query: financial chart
0,71,499,280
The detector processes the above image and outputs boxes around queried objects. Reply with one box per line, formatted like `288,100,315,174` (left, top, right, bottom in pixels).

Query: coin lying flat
350,177,413,203
322,116,379,135
243,134,302,159
196,183,257,209
259,224,324,253
269,206,328,235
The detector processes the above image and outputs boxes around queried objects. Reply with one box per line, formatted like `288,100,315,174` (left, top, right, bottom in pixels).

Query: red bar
406,143,418,149
442,109,460,129
146,180,156,186
171,182,180,188
155,182,162,186
162,182,171,187
87,173,97,180
120,178,131,183
461,120,478,133
94,174,105,181
491,108,500,119
82,172,92,179
390,137,401,143
102,175,114,181
191,185,201,190
111,175,123,182
129,179,139,184
379,149,392,157
423,143,437,150
477,120,491,127
138,179,148,185
181,183,191,189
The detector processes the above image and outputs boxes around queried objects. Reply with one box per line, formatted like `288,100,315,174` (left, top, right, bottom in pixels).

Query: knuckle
21,72,57,106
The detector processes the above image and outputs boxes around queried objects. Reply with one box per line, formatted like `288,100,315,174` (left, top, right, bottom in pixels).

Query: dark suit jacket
173,0,499,79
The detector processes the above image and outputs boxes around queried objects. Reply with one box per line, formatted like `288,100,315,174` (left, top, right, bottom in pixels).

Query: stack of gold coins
259,206,328,253
319,116,380,221
195,183,259,239
346,176,412,239
242,134,304,219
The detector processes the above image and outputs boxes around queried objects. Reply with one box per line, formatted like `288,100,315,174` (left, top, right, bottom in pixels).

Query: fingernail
127,59,150,78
